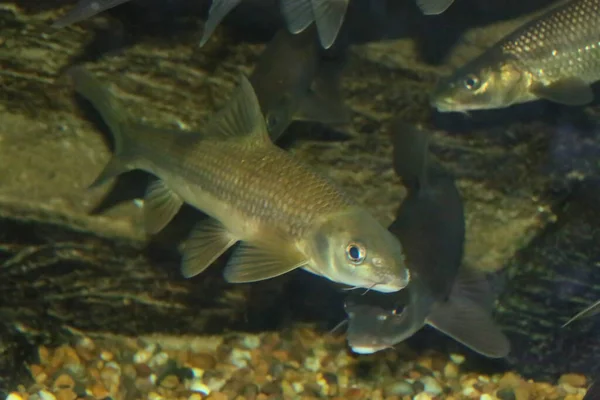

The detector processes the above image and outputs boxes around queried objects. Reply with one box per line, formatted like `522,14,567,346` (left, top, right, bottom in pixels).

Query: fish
562,299,600,327
250,27,350,142
431,0,600,113
584,380,600,400
68,67,411,293
52,0,455,49
343,121,510,358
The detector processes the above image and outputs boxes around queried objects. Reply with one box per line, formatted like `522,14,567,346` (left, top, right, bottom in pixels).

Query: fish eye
464,74,480,90
346,242,366,265
266,113,279,130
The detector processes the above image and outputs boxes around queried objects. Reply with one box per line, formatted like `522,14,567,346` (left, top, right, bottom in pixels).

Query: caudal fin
69,67,137,187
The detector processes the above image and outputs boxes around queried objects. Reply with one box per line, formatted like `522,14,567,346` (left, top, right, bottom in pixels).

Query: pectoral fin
181,219,238,278
224,242,307,283
199,0,242,46
563,299,600,327
530,78,594,106
416,0,454,15
311,0,349,48
281,0,315,34
426,296,510,358
143,179,183,234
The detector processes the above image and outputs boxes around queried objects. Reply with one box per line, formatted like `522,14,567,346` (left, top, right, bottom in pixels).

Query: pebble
421,376,443,395
52,374,75,390
444,362,459,379
6,394,23,400
413,392,433,400
159,375,179,389
496,387,516,400
54,389,76,400
559,374,587,388
189,379,211,395
37,390,56,400
480,394,495,400
241,335,261,349
385,381,414,396
449,354,465,364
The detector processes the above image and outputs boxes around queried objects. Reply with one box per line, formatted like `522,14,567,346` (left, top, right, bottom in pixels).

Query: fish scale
137,135,353,239
432,0,600,112
502,0,600,83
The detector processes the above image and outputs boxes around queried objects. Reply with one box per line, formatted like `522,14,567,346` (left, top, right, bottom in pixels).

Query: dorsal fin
204,75,271,146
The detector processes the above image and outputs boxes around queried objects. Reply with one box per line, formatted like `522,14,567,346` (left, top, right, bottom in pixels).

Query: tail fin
53,0,131,28
69,66,136,187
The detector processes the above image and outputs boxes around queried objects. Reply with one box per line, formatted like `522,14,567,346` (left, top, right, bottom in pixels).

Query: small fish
344,121,510,358
53,0,455,50
584,380,600,400
563,299,600,327
250,27,350,142
431,0,600,113
69,67,410,293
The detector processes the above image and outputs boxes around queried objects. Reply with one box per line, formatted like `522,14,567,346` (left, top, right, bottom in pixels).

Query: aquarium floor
5,326,590,400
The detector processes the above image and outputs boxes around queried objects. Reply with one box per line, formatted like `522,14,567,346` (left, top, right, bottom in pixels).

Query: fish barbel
69,67,410,293
432,0,600,112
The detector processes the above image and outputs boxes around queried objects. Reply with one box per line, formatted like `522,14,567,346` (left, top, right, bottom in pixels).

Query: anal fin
311,0,349,49
530,78,594,106
181,219,238,278
224,241,307,283
143,179,183,234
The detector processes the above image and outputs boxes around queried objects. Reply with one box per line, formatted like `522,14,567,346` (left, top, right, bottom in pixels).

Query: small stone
189,379,211,395
304,356,320,372
159,375,180,389
188,394,203,400
147,392,164,400
229,348,251,368
496,387,517,400
413,393,432,400
385,381,414,396
38,390,56,400
559,374,587,388
514,386,530,400
100,351,114,362
6,393,24,400
188,353,217,370
480,394,494,400
242,335,261,349
133,349,153,364
449,354,465,365
90,382,110,399
444,362,459,379
241,384,259,397
53,373,75,390
261,381,283,395
54,389,77,400
421,376,443,395
206,393,227,400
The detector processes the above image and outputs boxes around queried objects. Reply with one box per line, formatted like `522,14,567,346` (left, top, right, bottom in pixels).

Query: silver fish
53,0,455,49
344,121,510,358
432,0,600,112
69,67,410,293
250,27,350,142
563,299,600,327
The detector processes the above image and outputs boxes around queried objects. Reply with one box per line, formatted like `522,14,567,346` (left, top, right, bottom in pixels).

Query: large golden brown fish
70,67,410,292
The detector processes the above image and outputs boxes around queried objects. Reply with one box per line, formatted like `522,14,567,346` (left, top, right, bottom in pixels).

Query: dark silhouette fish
249,27,350,141
432,0,600,112
52,0,456,49
69,67,411,292
344,121,510,358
